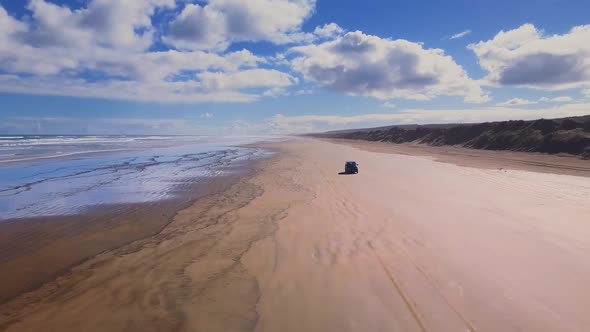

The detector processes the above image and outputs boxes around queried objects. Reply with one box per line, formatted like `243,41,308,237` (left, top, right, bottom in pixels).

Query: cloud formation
0,0,304,102
469,24,590,90
290,31,489,103
165,0,316,51
495,95,576,107
496,98,536,106
313,23,345,39
539,96,574,103
381,101,397,108
450,30,472,40
1,2,588,109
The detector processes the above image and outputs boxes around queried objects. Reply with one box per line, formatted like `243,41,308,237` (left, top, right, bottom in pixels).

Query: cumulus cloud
198,69,295,90
165,0,316,51
0,1,300,102
290,31,489,103
166,3,228,51
0,74,265,103
450,30,471,40
0,46,276,102
262,87,289,97
9,2,588,110
21,0,174,50
469,24,590,90
314,23,344,39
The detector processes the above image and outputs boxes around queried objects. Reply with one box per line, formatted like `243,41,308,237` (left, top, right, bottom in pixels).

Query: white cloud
0,74,262,103
450,30,471,40
262,87,289,97
0,45,274,102
294,89,313,95
199,69,295,91
5,2,586,109
21,0,174,50
165,3,228,51
0,6,25,36
584,89,590,97
0,1,300,103
290,31,489,103
165,0,316,51
539,96,574,103
497,96,576,106
381,101,397,108
496,98,536,106
469,24,590,90
200,112,213,119
270,102,590,133
314,23,344,39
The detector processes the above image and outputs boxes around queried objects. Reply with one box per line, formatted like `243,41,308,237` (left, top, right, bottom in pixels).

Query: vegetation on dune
311,116,590,158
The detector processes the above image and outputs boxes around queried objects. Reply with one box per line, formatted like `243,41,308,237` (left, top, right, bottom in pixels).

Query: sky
0,0,590,135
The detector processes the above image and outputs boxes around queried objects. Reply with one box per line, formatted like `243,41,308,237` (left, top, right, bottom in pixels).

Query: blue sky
0,0,589,134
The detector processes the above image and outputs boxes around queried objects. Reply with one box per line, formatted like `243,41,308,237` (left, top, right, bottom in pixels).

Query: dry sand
2,138,590,332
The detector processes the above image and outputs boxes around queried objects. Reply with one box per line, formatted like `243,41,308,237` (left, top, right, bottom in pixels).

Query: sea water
0,135,279,219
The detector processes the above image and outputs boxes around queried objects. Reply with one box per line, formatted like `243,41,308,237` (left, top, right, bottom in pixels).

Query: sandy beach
2,138,590,332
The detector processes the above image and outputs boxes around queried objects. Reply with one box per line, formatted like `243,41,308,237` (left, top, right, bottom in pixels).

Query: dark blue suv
344,161,359,174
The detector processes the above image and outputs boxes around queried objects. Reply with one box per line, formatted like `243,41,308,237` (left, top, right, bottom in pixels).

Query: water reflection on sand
0,136,275,219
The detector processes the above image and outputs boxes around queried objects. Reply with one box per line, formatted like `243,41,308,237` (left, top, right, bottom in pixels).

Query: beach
2,137,590,331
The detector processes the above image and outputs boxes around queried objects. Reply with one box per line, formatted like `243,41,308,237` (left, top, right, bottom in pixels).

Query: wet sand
0,173,241,305
2,138,590,331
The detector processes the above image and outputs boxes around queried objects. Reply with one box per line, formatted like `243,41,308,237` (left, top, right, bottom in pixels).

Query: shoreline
0,146,274,306
0,144,294,331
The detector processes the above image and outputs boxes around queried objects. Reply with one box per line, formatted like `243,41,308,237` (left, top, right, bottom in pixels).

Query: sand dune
312,116,590,158
2,138,590,331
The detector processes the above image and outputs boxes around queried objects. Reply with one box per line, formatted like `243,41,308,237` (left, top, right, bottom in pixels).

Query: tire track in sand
320,173,430,332
323,171,477,332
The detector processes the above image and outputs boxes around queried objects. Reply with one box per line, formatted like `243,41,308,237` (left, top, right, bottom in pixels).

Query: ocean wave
0,135,192,146
0,149,130,163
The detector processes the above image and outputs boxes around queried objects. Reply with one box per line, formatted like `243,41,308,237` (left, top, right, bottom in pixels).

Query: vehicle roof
345,161,357,163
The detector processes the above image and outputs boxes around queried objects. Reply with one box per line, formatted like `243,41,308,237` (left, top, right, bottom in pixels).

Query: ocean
0,135,279,219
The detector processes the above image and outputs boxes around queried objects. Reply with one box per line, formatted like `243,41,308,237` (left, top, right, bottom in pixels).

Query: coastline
1,138,590,331
0,143,296,331
0,174,241,305
0,145,273,306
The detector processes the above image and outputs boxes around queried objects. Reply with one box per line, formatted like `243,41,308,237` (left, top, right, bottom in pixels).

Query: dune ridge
311,116,590,158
